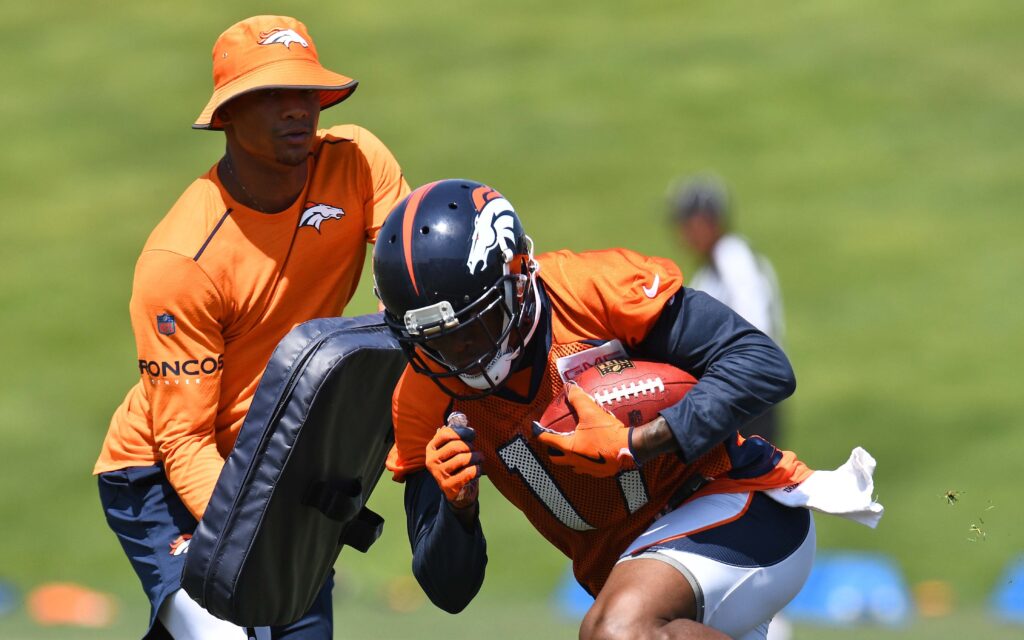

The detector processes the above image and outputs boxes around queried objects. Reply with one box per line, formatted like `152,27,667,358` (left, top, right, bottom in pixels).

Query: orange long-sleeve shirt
95,124,409,519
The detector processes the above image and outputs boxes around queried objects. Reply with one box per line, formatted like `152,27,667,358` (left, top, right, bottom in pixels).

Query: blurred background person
670,175,786,445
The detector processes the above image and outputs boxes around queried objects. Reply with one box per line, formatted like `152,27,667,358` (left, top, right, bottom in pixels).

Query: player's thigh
583,554,698,637
620,492,815,639
159,573,334,640
100,467,335,639
158,589,266,640
98,465,200,634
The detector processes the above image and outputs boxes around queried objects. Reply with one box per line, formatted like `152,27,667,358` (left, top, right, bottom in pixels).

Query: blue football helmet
372,179,541,399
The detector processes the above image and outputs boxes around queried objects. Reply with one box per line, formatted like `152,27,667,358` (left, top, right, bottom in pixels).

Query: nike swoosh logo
573,451,606,465
642,274,660,298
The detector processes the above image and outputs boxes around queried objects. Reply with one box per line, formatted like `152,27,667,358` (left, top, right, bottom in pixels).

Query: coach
93,15,409,639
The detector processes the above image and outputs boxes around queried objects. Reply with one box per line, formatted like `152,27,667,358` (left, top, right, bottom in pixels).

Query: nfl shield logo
596,358,634,376
157,313,176,336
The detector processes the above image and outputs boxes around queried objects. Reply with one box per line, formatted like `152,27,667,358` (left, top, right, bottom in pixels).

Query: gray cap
670,175,730,223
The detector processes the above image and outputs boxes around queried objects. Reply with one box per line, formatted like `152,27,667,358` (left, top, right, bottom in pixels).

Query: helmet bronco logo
300,203,345,232
258,28,309,49
467,187,516,275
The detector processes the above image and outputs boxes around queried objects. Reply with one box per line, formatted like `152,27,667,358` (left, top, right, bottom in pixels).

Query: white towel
765,447,884,528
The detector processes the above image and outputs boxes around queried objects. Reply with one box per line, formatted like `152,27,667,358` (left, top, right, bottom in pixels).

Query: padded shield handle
339,507,385,553
302,478,385,552
303,477,363,523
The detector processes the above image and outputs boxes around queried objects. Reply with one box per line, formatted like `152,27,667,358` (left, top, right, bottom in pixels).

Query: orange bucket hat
193,15,358,130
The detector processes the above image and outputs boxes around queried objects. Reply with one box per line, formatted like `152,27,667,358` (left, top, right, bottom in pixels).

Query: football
539,357,697,431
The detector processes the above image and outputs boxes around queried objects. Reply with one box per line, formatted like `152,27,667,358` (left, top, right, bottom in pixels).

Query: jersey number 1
497,435,649,532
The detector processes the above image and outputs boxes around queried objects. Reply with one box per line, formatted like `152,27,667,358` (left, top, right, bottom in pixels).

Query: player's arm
536,251,791,472
352,126,409,311
403,468,488,613
353,126,411,243
390,390,488,613
632,288,796,462
130,250,226,519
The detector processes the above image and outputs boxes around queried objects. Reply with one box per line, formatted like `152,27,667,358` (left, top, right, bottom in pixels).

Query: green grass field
2,0,1022,637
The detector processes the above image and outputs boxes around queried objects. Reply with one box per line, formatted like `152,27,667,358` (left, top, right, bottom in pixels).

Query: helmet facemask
390,244,541,400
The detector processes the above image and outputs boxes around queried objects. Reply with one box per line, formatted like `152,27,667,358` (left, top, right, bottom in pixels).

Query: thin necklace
223,156,266,212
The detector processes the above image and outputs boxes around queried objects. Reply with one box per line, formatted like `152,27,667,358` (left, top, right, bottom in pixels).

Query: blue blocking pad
182,314,407,626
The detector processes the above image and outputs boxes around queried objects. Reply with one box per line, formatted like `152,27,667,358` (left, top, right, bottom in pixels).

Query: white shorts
618,492,815,640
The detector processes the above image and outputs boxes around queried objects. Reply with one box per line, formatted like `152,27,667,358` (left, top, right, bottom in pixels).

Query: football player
374,179,880,640
93,15,409,640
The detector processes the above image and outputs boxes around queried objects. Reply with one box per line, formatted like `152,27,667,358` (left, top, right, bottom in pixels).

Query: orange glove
532,383,636,477
425,415,484,509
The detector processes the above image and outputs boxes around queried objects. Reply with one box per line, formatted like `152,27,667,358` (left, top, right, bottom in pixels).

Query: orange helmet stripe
402,181,440,296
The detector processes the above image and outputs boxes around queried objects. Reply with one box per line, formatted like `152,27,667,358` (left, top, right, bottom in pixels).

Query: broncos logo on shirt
258,28,309,49
299,203,346,232
466,187,517,275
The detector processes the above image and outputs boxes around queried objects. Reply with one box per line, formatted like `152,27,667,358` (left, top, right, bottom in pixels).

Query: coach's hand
426,420,484,510
532,383,636,478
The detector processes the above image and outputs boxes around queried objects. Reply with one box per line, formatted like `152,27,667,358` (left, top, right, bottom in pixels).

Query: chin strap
519,266,542,349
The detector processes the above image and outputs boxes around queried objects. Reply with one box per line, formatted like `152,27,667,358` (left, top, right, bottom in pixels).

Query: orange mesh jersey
95,125,409,519
387,249,811,594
